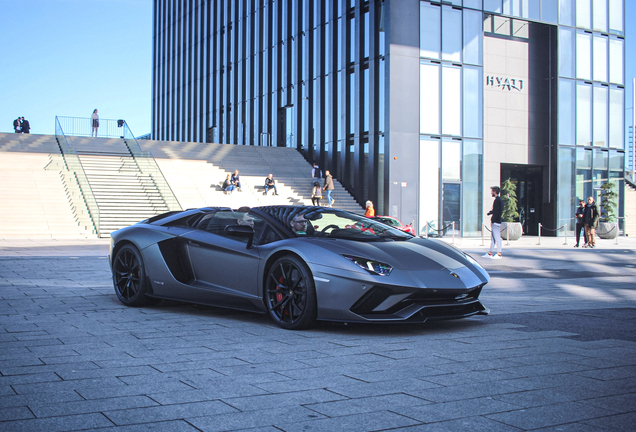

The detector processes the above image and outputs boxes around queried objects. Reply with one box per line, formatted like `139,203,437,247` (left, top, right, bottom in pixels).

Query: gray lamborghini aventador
109,205,490,329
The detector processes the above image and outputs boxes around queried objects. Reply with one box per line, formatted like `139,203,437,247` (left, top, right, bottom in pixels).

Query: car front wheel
265,255,317,330
112,244,155,306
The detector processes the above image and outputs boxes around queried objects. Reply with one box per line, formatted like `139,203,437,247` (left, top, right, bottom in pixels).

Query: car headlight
342,255,393,276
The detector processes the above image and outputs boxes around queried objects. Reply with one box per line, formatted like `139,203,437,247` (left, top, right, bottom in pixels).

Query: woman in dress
91,109,99,137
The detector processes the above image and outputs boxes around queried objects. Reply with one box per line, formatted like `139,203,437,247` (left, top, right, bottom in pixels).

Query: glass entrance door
442,182,461,236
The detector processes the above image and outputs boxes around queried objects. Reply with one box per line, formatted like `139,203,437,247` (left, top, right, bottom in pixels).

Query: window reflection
576,83,592,146
609,87,624,149
593,85,608,147
559,27,575,78
609,37,624,84
420,63,440,135
576,32,591,80
593,34,608,82
442,66,461,136
559,79,576,145
420,2,440,60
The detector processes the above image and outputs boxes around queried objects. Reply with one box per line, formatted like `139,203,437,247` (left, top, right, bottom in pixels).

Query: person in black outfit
20,117,30,134
484,186,503,259
13,117,21,133
583,196,600,248
574,199,587,247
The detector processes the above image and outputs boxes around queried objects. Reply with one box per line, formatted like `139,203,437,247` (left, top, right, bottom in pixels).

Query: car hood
308,237,473,271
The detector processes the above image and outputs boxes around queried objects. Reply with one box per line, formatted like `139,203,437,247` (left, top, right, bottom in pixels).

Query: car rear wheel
265,255,317,330
112,244,156,306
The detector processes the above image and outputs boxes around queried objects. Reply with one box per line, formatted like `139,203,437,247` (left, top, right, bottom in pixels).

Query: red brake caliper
276,276,289,315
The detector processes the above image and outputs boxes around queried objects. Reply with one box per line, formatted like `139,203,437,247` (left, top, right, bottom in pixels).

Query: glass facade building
152,0,625,236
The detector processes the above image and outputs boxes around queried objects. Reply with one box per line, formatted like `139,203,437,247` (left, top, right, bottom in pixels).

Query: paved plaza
0,236,635,431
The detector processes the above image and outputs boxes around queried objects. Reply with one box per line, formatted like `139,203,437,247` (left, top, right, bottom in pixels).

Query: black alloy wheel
265,255,317,330
112,244,154,306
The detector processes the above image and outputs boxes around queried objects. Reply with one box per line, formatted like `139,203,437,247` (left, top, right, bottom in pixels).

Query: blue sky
1,0,635,143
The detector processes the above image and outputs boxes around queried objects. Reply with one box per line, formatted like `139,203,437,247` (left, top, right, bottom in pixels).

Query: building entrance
501,164,543,236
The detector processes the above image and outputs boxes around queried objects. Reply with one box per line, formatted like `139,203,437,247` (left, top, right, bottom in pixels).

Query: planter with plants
597,182,618,239
500,178,523,240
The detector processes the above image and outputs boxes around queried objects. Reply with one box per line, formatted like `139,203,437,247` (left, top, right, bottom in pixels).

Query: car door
182,211,262,296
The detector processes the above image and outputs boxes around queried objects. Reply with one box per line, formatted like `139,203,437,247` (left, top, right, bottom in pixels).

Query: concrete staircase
142,140,363,212
0,134,96,239
78,154,170,236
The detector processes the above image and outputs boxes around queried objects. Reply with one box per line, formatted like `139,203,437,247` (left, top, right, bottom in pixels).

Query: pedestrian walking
365,201,375,217
323,170,335,207
583,196,600,248
483,186,503,259
311,181,322,206
311,163,322,187
20,117,30,134
574,199,587,247
91,109,99,137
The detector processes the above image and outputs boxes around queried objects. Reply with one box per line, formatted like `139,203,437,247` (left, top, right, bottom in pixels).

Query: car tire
112,244,156,306
265,255,317,330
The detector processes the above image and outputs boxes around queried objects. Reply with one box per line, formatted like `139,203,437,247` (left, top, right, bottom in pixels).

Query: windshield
257,206,412,241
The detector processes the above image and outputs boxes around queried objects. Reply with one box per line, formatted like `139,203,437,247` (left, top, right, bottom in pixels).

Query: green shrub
599,182,618,223
501,178,519,223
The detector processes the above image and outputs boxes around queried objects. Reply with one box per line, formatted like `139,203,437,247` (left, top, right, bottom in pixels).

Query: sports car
109,205,490,329
373,215,416,235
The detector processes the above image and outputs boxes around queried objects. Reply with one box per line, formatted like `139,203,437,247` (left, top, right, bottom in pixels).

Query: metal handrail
55,116,127,138
122,122,182,211
55,116,99,235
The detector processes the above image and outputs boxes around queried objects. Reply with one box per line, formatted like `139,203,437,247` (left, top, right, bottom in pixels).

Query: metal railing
55,116,126,138
123,122,182,211
424,221,456,243
55,116,99,235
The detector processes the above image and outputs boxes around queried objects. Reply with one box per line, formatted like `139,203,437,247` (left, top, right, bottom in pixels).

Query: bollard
481,224,485,246
564,223,568,245
452,222,455,244
425,222,429,239
537,223,542,245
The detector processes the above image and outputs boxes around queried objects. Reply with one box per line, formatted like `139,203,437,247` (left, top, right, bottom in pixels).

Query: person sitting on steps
264,173,278,195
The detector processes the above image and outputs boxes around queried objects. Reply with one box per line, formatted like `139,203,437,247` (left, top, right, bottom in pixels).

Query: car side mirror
225,225,255,248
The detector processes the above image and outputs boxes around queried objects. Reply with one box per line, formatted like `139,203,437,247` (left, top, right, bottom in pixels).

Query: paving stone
0,390,84,409
394,396,520,423
30,395,159,418
223,388,348,412
580,411,636,431
187,406,328,431
281,409,420,432
395,415,523,431
0,412,114,431
485,401,616,430
578,392,636,413
0,405,35,421
103,400,239,426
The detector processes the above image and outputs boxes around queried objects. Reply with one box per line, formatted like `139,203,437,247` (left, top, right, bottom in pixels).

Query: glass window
559,79,576,145
609,87,624,150
462,139,482,236
420,62,440,135
464,0,482,9
593,148,608,187
542,0,558,23
442,139,461,181
484,0,502,13
593,85,608,147
609,37,624,84
559,27,575,78
363,68,369,132
463,8,483,66
484,14,492,33
512,19,529,38
576,31,591,80
576,148,593,200
576,83,592,146
576,0,591,29
442,6,461,62
557,147,576,231
609,0,624,34
419,137,440,234
420,2,441,60
503,0,522,17
493,16,510,36
379,59,385,133
364,11,369,58
442,65,461,136
592,0,608,32
523,0,540,20
559,0,575,26
463,66,483,138
593,34,608,82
